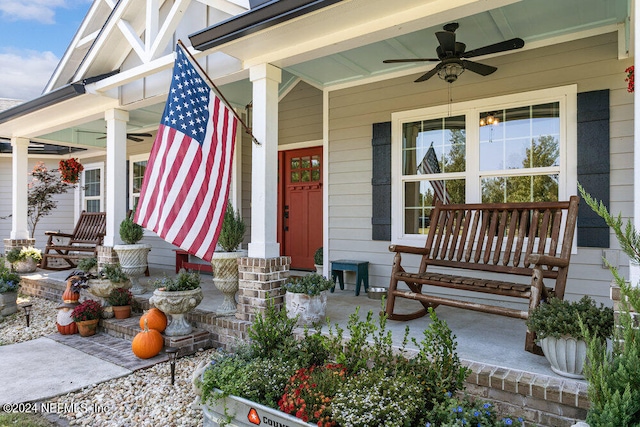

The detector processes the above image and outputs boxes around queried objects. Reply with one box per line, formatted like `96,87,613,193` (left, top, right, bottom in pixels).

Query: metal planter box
203,392,315,427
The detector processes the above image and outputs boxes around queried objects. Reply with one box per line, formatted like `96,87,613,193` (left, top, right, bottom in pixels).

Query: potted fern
211,202,246,315
113,211,151,295
5,246,41,273
284,274,334,325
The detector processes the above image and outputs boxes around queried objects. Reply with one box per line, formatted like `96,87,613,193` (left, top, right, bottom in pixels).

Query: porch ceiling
5,0,632,150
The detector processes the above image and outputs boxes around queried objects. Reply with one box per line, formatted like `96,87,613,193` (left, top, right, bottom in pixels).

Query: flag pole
177,39,261,146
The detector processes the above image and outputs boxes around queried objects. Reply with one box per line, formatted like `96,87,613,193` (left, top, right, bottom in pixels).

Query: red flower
625,65,634,93
59,158,84,184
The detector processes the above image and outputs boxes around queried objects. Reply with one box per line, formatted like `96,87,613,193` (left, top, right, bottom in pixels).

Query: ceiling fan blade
127,136,144,142
462,38,524,58
383,58,440,63
129,133,152,137
435,31,456,54
462,60,497,76
415,63,444,83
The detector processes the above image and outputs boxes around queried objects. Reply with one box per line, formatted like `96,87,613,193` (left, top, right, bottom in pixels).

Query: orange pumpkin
139,308,168,333
132,319,164,359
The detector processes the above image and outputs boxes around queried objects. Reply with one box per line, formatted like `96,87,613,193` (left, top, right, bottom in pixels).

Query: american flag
417,144,450,204
134,44,238,262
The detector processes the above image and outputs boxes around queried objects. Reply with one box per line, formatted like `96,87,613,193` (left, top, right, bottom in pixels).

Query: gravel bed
0,296,58,345
1,295,214,426
47,349,214,427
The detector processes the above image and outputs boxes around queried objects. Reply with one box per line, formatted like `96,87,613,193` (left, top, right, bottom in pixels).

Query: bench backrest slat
421,197,579,281
69,212,106,244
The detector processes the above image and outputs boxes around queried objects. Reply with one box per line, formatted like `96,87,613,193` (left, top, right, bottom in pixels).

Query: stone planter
13,258,38,274
540,336,587,379
0,291,18,317
149,287,203,336
114,243,151,295
203,391,315,427
285,290,328,325
87,279,132,319
211,251,244,315
315,264,323,275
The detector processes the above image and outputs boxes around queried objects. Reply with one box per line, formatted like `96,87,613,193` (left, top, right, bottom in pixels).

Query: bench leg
386,253,430,321
330,271,345,293
525,268,545,355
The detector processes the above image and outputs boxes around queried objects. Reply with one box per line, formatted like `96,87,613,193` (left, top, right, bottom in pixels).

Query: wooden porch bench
40,211,106,270
385,196,579,354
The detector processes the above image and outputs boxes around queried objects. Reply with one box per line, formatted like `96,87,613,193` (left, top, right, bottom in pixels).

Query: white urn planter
13,258,38,274
0,292,18,317
150,287,203,336
539,336,588,379
285,290,328,325
211,251,244,315
114,243,151,295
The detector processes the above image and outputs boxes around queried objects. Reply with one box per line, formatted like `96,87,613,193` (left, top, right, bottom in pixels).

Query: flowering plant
58,158,84,184
284,274,334,296
107,287,133,306
626,65,634,93
6,246,42,263
0,259,21,293
70,299,103,322
425,393,524,427
278,363,347,426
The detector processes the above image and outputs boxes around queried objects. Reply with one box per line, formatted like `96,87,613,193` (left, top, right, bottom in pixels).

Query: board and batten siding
327,32,632,306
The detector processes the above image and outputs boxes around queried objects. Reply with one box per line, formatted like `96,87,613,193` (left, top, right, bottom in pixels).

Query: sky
0,0,92,101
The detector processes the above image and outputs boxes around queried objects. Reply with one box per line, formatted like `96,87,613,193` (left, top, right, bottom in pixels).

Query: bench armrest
389,244,430,255
528,254,569,268
45,231,73,238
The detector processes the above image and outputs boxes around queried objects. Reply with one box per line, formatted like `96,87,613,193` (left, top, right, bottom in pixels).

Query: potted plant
70,299,103,337
77,257,98,273
113,211,151,295
149,271,203,336
314,247,323,275
5,246,42,273
526,295,613,378
87,263,132,318
107,287,134,319
211,202,246,315
284,273,334,325
0,259,21,317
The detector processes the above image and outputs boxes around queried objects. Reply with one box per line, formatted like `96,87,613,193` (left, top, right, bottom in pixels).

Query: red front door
279,147,323,270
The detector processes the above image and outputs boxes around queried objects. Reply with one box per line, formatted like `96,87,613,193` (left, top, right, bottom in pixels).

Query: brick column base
97,245,119,269
4,238,36,254
236,256,290,322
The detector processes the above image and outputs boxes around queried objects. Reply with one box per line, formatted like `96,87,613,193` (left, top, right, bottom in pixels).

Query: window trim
391,85,577,245
81,162,104,213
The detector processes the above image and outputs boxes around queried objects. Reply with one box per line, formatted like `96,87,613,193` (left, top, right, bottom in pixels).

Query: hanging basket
59,158,84,184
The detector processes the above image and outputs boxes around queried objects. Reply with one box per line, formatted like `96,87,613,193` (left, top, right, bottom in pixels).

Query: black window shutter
372,122,391,241
577,90,610,248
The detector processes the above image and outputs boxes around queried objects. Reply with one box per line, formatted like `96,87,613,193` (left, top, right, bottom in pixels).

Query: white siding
327,32,632,306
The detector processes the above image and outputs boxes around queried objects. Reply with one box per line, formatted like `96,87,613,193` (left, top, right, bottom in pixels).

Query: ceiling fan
78,130,153,142
383,23,525,83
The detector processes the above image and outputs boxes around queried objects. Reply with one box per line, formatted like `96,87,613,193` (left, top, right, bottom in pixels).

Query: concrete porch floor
23,266,565,380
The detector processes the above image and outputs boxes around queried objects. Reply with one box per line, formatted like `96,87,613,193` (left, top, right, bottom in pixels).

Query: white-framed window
129,153,149,211
81,162,104,212
391,85,577,244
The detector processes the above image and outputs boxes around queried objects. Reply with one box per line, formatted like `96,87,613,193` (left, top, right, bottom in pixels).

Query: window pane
84,169,100,197
311,155,320,168
404,179,465,234
311,170,320,181
133,161,147,193
480,103,559,171
403,116,465,175
291,172,299,183
301,170,310,182
481,174,559,203
301,157,311,169
291,158,299,169
86,200,100,212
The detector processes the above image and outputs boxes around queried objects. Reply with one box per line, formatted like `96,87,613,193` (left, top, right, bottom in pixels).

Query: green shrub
119,214,144,244
152,270,201,291
99,263,128,283
217,202,246,252
283,273,334,296
314,247,323,265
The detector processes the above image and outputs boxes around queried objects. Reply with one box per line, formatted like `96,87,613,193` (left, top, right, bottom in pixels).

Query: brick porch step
100,315,213,357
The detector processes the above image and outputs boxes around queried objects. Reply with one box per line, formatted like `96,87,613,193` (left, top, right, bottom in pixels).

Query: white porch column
104,109,129,247
632,0,640,286
10,137,30,239
248,63,281,258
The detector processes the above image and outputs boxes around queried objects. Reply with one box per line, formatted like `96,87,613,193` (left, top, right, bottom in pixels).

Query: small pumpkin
140,308,168,332
132,319,164,359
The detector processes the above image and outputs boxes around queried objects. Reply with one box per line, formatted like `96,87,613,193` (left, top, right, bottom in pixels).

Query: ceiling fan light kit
383,22,525,84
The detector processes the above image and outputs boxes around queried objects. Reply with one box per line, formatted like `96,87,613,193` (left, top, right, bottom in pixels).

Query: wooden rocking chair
40,211,106,270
